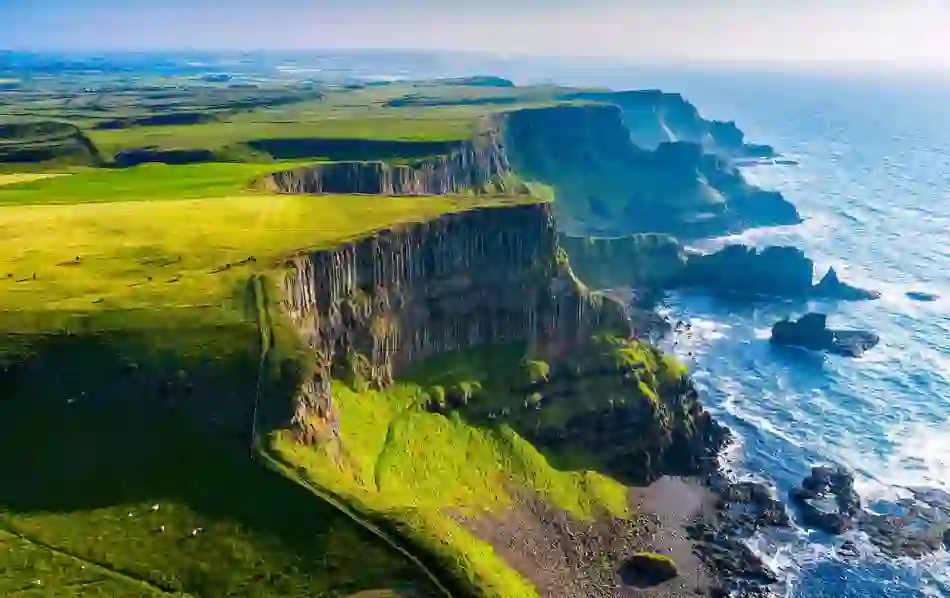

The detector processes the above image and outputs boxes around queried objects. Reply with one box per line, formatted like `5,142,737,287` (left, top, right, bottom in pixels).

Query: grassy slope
268,335,686,598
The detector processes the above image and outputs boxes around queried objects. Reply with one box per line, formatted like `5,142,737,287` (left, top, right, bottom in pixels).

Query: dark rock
771,313,879,357
679,245,813,297
813,267,881,301
719,481,791,530
906,291,938,302
675,245,880,301
857,488,950,558
790,466,861,534
619,553,678,588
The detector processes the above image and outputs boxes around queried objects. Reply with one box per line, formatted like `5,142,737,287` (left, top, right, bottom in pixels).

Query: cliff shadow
0,332,420,594
247,138,458,161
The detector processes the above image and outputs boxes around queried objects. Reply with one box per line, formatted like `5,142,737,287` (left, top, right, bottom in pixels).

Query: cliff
561,237,881,303
273,201,729,597
502,104,800,238
558,232,686,292
280,202,628,441
256,102,798,239
258,127,514,196
560,90,775,159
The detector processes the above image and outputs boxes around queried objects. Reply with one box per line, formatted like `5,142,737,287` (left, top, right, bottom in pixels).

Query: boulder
771,313,879,357
813,267,881,301
790,466,861,534
619,553,678,588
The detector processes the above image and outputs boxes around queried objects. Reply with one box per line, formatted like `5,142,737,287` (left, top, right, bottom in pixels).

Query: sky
4,0,950,67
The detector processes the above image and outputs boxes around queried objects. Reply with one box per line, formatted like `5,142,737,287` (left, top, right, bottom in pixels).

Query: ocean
504,64,950,596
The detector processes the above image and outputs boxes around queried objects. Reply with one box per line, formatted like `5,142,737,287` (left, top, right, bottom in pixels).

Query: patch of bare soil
455,477,716,597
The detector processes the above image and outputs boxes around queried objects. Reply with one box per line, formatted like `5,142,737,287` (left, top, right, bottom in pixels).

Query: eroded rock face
282,203,628,440
558,232,687,293
558,90,775,159
260,127,512,196
502,104,801,239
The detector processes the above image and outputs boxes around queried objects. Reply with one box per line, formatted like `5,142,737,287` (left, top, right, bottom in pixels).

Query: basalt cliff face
502,104,800,238
560,90,774,159
259,128,513,196
276,201,734,597
280,203,629,442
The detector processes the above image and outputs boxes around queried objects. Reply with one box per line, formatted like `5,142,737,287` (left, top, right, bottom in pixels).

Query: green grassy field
0,164,530,325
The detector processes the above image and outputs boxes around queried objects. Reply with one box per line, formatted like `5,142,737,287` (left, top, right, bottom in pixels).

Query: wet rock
718,481,791,530
857,488,950,558
812,267,881,301
619,553,678,588
790,466,861,534
771,313,879,358
906,291,938,302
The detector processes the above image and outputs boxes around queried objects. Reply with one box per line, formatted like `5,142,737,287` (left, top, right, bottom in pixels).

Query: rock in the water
679,245,814,298
813,267,881,301
906,291,938,302
790,466,861,534
791,469,950,558
858,488,950,558
619,553,678,588
677,245,880,302
771,313,879,357
717,481,791,530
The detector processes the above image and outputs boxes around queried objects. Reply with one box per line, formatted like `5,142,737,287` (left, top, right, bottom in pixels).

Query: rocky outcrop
559,238,880,306
812,267,881,301
791,466,861,534
771,313,880,357
281,202,629,441
558,90,775,159
791,468,950,558
260,127,513,196
502,104,800,238
673,245,880,301
680,245,814,297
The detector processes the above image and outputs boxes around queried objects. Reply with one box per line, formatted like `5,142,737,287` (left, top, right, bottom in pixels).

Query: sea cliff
273,200,735,597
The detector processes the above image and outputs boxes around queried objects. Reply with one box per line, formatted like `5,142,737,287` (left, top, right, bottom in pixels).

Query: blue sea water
636,70,950,597
509,65,950,596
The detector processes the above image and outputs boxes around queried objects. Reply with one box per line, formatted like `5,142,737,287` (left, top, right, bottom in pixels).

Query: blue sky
5,0,950,66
